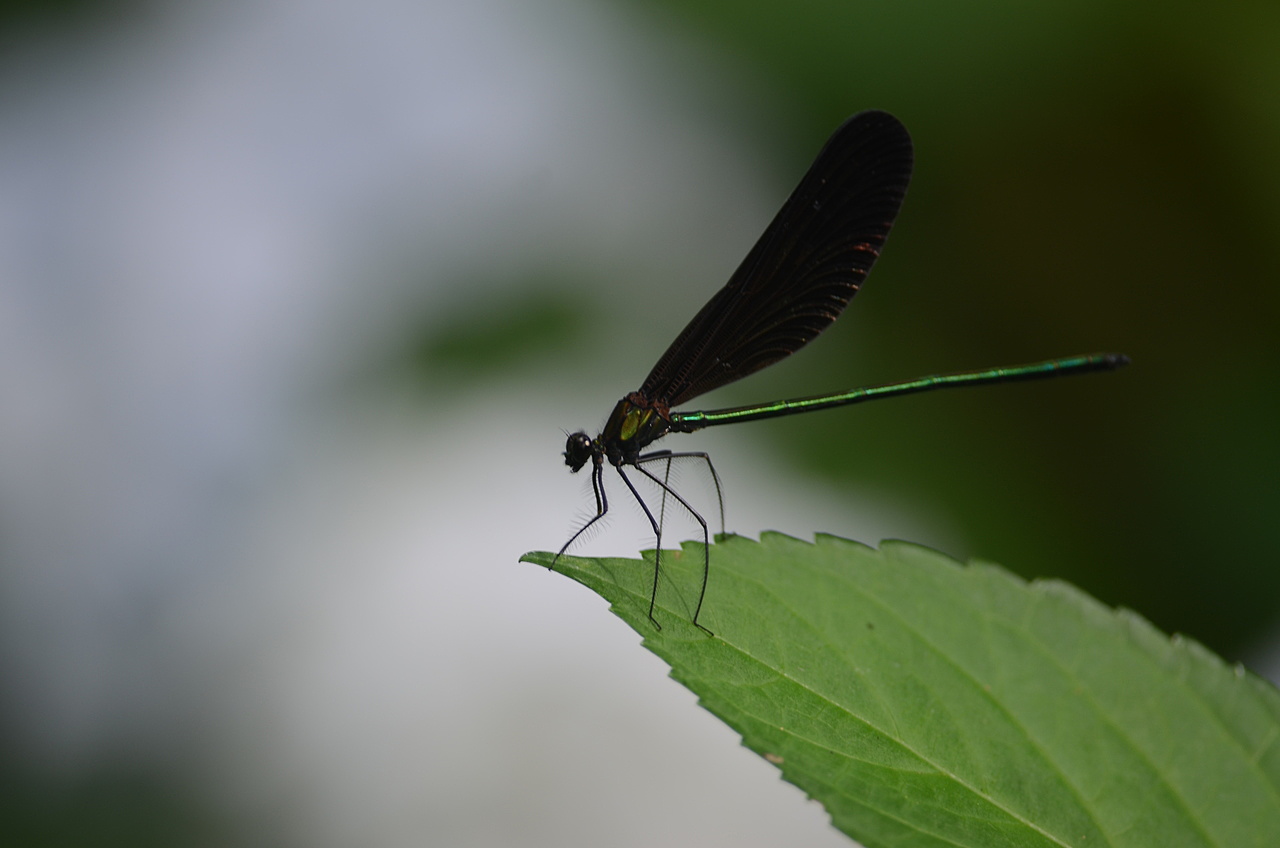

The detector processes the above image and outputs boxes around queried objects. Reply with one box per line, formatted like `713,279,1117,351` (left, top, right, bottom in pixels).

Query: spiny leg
613,465,665,631
639,450,725,537
553,459,609,569
633,462,713,636
653,453,674,527
636,450,723,634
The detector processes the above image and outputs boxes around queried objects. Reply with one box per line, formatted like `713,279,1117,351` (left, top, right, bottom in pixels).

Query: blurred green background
614,0,1280,658
2,0,1277,845
444,0,1280,656
422,0,1280,660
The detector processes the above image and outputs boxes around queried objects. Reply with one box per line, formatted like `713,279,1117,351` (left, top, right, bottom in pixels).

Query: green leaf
520,534,1280,848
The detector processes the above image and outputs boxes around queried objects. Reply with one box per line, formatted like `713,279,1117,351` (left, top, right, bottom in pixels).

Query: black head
563,431,594,472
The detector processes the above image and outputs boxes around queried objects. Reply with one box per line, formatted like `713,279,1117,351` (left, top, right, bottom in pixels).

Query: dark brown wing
638,110,913,407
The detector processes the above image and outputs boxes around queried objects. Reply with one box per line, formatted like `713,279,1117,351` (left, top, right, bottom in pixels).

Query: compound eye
563,432,593,471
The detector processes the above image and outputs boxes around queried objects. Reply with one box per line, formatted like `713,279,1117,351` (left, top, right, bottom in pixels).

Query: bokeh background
2,1,1277,845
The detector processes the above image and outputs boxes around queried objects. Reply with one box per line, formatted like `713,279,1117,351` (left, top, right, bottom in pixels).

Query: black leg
553,457,609,568
633,463,714,636
656,454,673,528
614,465,664,631
638,450,725,536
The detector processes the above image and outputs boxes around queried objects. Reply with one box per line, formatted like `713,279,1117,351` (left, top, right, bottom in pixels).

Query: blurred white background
0,1,954,844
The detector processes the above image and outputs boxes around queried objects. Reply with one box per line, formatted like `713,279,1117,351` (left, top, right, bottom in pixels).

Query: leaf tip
519,550,556,569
